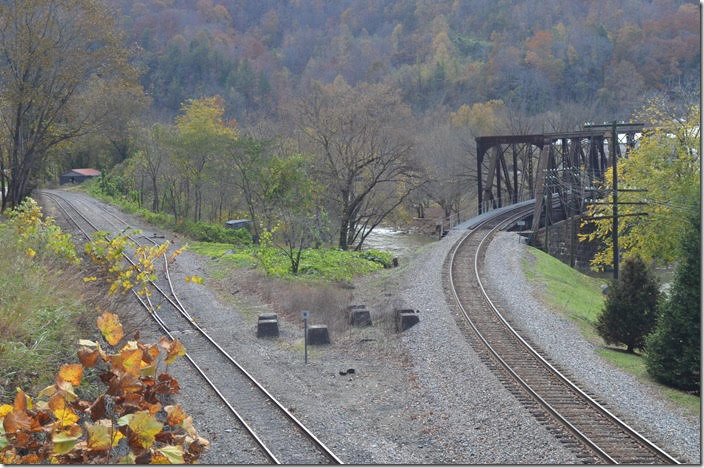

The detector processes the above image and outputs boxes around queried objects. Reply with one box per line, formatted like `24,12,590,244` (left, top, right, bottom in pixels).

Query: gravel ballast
41,189,698,464
482,231,701,464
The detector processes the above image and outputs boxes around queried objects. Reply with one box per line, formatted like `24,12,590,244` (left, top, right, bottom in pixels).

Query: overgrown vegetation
0,200,83,402
86,176,394,281
0,198,209,463
189,241,393,282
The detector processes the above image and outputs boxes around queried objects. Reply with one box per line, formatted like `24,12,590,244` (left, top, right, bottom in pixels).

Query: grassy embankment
0,209,92,402
522,246,699,415
81,179,393,282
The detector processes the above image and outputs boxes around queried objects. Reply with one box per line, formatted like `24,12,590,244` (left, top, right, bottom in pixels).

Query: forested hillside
116,0,699,121
1,0,699,259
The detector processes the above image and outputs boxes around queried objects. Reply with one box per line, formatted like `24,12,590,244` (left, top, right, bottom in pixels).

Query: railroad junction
37,189,699,464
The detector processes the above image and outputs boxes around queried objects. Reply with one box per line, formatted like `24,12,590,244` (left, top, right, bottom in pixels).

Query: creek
361,226,435,260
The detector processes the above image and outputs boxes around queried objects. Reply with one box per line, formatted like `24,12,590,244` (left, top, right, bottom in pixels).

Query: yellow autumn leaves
7,198,79,264
184,275,204,284
96,310,124,346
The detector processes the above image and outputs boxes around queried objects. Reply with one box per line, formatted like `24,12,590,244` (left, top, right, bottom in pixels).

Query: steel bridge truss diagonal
475,128,640,233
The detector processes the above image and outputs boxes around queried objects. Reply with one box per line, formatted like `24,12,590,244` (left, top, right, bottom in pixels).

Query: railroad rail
447,205,679,464
41,190,342,465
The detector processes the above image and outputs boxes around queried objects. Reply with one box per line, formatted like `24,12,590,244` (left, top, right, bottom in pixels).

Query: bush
596,255,659,353
0,202,84,401
357,249,394,268
182,221,252,245
645,209,700,391
86,179,253,246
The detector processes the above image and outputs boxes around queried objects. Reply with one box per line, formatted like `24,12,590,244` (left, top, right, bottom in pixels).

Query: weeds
0,203,86,401
85,177,252,245
85,178,393,281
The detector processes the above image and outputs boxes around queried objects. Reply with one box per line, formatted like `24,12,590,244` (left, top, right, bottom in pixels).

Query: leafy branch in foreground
1,196,207,463
0,312,205,464
83,230,182,297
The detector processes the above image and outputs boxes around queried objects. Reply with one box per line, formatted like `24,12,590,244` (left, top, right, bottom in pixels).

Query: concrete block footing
257,314,279,338
349,309,372,327
395,308,420,332
307,325,331,345
259,313,278,321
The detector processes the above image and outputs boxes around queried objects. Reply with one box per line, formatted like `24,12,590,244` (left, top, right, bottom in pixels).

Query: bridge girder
475,129,639,232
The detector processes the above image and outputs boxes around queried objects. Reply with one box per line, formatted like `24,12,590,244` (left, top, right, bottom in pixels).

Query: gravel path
483,231,701,464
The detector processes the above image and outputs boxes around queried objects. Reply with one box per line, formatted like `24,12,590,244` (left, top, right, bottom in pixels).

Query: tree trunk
338,212,350,250
151,178,159,211
0,154,6,212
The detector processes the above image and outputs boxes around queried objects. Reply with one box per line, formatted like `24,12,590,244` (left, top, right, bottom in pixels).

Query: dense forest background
117,0,699,121
1,0,699,254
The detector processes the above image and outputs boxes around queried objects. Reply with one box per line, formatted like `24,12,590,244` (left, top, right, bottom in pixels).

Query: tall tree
262,154,324,275
174,96,236,221
581,101,700,269
0,0,138,211
223,136,272,240
645,207,700,390
132,123,172,212
417,121,470,220
296,80,422,250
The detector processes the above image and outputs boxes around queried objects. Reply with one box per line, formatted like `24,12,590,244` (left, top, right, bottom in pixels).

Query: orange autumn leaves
0,312,206,464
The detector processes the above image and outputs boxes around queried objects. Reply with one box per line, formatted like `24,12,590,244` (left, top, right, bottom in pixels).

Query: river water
361,226,435,259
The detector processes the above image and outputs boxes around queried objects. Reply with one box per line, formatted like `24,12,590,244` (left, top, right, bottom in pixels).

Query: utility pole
543,171,549,253
611,121,619,279
583,121,643,280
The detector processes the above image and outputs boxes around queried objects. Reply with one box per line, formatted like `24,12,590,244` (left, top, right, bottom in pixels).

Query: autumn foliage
1,198,206,463
0,312,205,464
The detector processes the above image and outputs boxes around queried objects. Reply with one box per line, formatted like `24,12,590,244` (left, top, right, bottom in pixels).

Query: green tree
174,96,237,221
581,102,700,269
596,255,660,353
132,123,173,212
224,136,272,241
262,154,324,275
645,208,700,390
0,0,138,211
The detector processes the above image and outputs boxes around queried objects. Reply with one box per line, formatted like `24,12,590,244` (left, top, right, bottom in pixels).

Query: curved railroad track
447,205,679,464
41,190,342,465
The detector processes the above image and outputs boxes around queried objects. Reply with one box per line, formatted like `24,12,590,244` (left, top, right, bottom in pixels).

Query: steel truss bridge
475,127,640,233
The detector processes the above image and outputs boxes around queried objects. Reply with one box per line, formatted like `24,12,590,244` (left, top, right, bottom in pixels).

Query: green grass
0,222,89,402
598,349,700,416
84,179,394,283
188,240,390,282
522,246,700,416
522,246,605,339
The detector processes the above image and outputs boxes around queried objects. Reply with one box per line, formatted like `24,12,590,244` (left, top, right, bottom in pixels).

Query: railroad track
447,206,679,464
41,190,342,465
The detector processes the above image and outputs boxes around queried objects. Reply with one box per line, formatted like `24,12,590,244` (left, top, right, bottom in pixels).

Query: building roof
64,168,101,177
